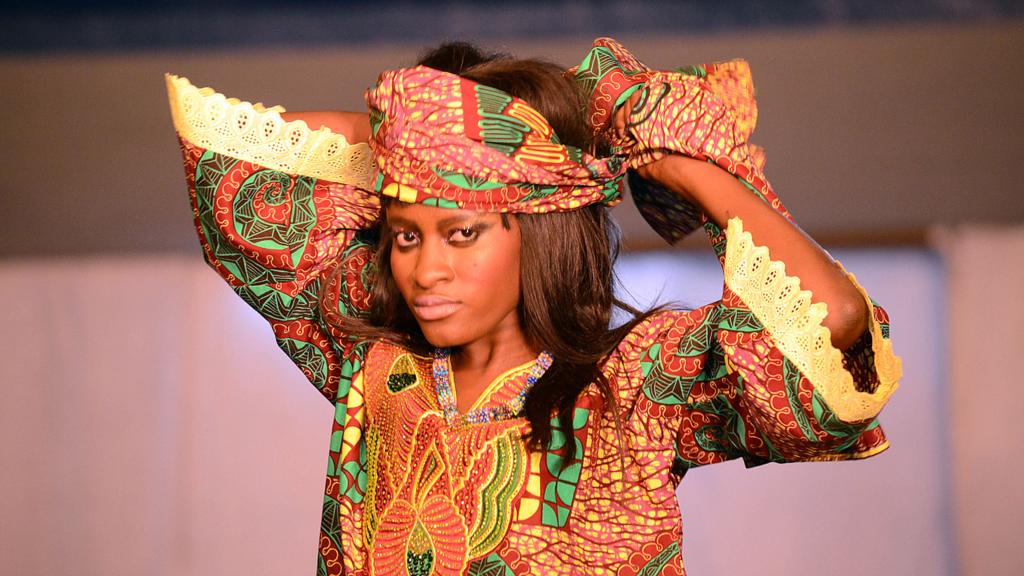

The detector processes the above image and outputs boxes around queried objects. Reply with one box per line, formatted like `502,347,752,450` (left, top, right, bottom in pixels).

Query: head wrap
570,38,768,244
365,65,625,213
365,38,766,245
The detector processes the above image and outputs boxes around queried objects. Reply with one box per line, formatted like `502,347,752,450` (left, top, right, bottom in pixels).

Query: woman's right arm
280,111,371,145
167,75,379,402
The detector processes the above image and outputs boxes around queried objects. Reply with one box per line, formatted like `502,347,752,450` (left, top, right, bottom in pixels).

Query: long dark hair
325,42,659,459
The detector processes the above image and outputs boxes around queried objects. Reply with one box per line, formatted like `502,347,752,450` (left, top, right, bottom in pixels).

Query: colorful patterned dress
167,73,900,576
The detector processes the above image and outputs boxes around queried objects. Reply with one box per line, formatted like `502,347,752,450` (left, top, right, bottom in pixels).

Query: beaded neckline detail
433,348,554,425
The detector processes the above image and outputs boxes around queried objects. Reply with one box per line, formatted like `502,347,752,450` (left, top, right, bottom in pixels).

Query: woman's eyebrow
385,214,419,228
386,212,490,230
435,214,484,228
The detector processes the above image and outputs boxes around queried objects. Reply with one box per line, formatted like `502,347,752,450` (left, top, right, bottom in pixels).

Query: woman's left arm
634,155,868,350
580,40,903,466
621,132,902,468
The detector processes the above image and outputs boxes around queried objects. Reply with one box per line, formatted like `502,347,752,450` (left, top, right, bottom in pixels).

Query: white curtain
938,225,1024,576
1,249,948,575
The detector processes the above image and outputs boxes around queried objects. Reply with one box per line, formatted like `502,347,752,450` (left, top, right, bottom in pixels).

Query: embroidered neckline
432,348,553,425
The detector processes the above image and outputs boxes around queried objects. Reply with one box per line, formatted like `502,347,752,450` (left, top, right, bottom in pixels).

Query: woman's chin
417,324,468,349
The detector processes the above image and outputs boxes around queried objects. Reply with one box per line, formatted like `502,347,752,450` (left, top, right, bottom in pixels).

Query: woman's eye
449,227,478,244
393,230,419,248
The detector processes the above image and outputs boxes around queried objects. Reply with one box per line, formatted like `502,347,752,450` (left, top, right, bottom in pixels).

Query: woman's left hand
612,87,702,206
610,89,641,144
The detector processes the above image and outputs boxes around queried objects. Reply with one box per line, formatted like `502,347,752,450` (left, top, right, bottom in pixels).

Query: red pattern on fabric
170,38,897,574
366,66,627,213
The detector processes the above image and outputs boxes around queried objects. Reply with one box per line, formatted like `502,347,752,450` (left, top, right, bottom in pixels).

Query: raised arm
280,110,372,145
167,75,379,401
574,39,901,469
634,154,868,349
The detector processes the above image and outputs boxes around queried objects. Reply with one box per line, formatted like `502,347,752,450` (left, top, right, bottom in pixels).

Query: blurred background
1,1,1022,575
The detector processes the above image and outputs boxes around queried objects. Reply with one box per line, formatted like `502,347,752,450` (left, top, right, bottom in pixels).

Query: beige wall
1,20,1022,256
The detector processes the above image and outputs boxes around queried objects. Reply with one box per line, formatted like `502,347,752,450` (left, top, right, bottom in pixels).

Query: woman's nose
413,240,454,289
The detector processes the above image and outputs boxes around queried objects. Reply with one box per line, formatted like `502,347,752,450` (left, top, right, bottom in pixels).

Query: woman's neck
447,320,540,413
450,323,539,374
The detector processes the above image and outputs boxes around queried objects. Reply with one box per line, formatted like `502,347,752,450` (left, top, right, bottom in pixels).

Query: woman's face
387,202,523,349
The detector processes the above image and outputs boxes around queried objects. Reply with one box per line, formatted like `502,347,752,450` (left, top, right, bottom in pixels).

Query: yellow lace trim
165,74,374,189
723,218,902,423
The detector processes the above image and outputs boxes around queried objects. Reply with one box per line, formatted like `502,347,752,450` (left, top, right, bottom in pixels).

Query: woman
167,39,900,576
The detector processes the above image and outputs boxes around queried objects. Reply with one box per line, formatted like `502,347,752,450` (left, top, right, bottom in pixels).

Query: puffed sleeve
166,74,379,403
631,220,901,475
573,39,902,472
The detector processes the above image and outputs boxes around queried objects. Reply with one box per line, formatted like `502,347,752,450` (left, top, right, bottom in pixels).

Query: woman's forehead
386,202,501,226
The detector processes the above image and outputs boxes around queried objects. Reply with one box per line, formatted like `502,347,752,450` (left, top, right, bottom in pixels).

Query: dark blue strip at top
3,0,1022,53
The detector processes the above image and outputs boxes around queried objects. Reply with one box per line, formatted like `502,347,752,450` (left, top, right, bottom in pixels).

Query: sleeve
166,74,380,403
654,219,902,474
577,40,902,471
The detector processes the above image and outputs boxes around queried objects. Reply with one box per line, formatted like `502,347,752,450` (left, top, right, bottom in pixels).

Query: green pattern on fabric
673,64,707,78
474,84,529,156
387,355,420,393
518,183,560,202
194,151,299,285
691,395,744,455
342,457,367,504
812,389,875,440
716,308,763,333
639,343,659,379
432,167,505,191
369,108,385,137
320,495,342,550
641,343,695,406
470,434,527,557
234,169,316,268
783,357,818,441
541,408,589,528
406,550,434,576
330,434,367,504
467,553,515,576
421,197,461,209
235,283,316,322
336,348,364,404
573,46,628,99
277,337,330,390
875,303,891,339
638,540,681,575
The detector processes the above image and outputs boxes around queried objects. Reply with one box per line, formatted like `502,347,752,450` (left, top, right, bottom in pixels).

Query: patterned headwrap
365,65,625,213
366,38,767,244
570,38,770,243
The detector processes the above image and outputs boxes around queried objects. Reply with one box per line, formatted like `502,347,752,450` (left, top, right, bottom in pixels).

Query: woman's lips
412,295,461,321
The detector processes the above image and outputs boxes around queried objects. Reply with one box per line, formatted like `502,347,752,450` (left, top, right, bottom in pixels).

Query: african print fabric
168,48,900,575
571,37,769,244
366,66,625,213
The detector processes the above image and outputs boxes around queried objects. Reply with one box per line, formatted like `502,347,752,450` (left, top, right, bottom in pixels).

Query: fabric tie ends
366,38,769,245
365,65,626,214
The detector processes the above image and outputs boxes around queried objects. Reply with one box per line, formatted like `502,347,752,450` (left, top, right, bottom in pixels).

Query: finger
617,91,643,137
627,91,641,110
613,110,627,138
